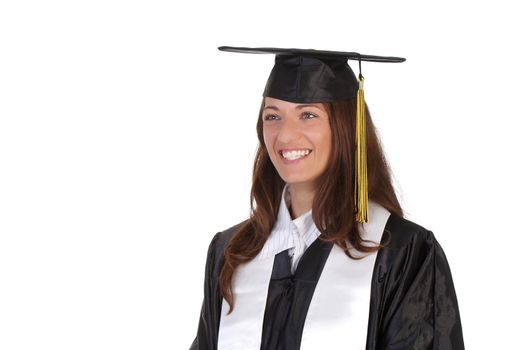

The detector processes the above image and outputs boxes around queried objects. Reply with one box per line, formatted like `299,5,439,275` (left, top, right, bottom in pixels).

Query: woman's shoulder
204,219,249,271
382,212,440,254
212,219,248,249
377,213,452,283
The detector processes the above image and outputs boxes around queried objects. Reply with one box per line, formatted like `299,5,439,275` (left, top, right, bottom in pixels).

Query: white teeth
281,149,311,160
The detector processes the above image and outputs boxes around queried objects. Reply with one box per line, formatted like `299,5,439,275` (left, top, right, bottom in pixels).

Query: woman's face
262,97,332,188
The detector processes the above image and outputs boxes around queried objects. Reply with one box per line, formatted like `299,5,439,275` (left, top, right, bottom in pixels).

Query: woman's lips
279,149,312,164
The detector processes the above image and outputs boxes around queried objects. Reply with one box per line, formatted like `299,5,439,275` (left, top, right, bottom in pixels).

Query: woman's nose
277,118,302,143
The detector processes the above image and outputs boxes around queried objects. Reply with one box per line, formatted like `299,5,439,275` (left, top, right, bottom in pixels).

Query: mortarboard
218,46,406,223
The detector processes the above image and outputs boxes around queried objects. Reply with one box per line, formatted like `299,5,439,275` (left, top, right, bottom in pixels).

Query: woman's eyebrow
264,104,323,111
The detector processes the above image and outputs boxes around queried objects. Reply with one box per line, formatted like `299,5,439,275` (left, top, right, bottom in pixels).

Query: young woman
190,46,464,350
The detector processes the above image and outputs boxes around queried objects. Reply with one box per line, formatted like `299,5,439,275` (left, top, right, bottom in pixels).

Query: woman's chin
281,177,315,187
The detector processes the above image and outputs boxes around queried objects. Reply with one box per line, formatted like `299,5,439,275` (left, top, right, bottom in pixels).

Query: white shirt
256,183,321,273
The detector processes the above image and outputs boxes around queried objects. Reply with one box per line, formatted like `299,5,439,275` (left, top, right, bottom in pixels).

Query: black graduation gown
189,213,465,349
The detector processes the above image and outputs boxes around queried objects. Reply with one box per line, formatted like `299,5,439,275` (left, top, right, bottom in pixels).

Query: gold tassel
355,75,368,223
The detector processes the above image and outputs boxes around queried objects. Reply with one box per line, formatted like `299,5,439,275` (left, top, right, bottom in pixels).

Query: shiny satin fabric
190,213,464,350
216,251,275,349
262,55,359,103
366,215,464,349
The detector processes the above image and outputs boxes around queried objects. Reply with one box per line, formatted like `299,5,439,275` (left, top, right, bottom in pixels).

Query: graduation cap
218,46,406,223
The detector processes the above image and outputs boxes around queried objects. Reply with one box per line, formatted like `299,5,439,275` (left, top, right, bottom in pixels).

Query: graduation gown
189,205,464,350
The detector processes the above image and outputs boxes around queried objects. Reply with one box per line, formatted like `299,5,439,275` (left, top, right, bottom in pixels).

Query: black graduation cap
217,46,406,223
217,46,405,103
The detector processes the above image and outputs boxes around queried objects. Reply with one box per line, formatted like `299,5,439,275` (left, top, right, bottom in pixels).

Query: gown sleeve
189,232,221,350
375,228,465,350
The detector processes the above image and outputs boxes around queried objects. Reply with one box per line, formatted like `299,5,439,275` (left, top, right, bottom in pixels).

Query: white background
1,0,523,349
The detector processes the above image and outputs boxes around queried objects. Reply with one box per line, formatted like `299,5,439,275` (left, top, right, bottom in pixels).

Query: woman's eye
264,114,279,121
302,112,317,119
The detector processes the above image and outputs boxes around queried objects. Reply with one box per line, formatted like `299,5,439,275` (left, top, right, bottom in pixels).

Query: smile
279,149,312,161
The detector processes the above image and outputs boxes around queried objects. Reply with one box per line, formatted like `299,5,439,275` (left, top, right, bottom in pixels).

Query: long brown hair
219,96,403,314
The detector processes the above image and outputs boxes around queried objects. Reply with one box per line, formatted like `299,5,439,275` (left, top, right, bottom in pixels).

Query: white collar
256,183,321,260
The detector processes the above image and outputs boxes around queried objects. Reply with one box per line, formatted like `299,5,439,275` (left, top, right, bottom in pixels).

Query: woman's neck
287,182,316,219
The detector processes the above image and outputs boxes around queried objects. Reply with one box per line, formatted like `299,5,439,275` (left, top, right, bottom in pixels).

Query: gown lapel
260,238,334,350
